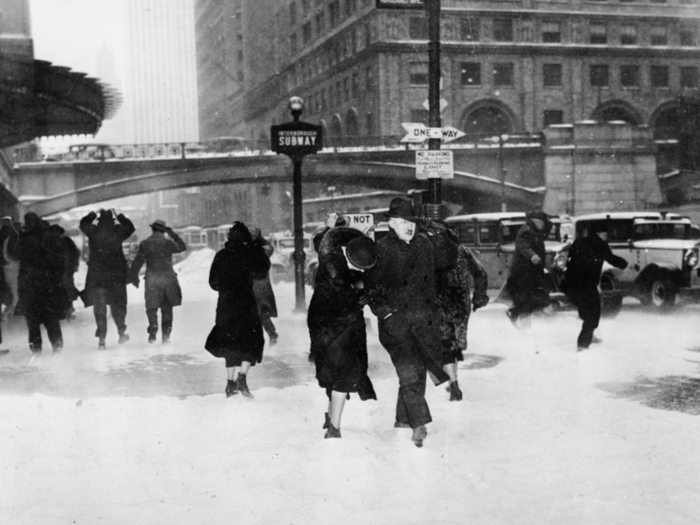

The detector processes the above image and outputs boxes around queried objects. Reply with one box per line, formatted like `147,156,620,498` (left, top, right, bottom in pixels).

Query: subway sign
376,0,425,8
270,121,323,157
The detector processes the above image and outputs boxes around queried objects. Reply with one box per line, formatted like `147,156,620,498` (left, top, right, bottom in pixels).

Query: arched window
345,109,359,137
330,114,343,138
462,106,513,136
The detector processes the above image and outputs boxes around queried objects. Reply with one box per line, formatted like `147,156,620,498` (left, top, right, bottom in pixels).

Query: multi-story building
196,0,700,180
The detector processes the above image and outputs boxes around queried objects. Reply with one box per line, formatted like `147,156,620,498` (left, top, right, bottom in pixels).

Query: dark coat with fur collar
205,239,270,363
307,227,376,399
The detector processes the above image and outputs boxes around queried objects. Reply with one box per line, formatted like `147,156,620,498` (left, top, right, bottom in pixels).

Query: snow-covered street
2,249,700,525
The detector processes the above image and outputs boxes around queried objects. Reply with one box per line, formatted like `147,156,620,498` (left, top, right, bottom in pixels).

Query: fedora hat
150,219,167,230
384,197,419,223
345,236,377,270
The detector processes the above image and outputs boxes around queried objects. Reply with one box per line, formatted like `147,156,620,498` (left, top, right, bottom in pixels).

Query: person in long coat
128,219,186,344
308,227,378,439
80,209,135,349
563,224,628,351
16,213,68,354
436,237,490,401
48,224,81,320
365,197,450,448
0,217,20,317
205,221,270,398
505,209,552,327
249,227,278,347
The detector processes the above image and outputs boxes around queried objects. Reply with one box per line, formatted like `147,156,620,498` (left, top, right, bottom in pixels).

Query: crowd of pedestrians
1,195,621,449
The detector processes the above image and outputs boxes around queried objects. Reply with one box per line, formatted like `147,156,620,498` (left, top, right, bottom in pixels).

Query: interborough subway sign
270,121,323,157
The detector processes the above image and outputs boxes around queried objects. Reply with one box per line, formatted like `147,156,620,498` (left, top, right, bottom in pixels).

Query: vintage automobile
268,230,314,283
573,212,700,309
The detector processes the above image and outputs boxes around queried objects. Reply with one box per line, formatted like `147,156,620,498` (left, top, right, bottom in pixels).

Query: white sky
29,0,126,80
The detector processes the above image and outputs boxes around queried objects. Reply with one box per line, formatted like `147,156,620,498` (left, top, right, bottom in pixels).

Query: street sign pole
270,97,322,313
426,0,442,215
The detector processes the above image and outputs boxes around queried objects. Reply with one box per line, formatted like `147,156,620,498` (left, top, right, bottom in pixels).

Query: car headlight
685,249,699,268
554,253,568,270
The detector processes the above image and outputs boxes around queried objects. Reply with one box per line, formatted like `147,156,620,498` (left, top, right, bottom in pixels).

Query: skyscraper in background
124,0,198,143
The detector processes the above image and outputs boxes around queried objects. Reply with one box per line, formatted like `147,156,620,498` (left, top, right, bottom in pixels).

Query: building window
316,13,325,35
590,23,607,44
543,64,562,87
290,2,297,25
351,71,359,98
543,110,564,127
345,0,355,16
410,109,429,125
493,63,514,86
650,25,668,46
681,66,699,88
410,17,429,39
542,21,561,43
291,33,298,55
620,65,639,87
303,22,312,45
620,25,637,45
329,1,340,27
460,62,481,86
366,112,374,135
680,22,697,46
344,77,350,101
365,65,373,91
460,17,479,41
410,62,429,85
590,65,609,87
494,18,513,42
651,65,669,87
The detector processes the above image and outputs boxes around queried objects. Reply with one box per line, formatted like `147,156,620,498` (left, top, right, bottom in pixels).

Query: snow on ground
2,250,700,525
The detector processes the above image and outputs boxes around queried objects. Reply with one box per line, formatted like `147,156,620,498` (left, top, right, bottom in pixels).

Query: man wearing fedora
128,220,186,344
366,197,450,448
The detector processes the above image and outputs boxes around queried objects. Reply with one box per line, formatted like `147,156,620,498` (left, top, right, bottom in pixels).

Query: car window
455,223,476,245
500,224,520,244
608,220,633,242
633,223,690,240
478,223,500,245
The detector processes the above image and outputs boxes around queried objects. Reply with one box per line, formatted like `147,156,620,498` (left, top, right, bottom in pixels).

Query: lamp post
498,133,509,212
271,96,323,312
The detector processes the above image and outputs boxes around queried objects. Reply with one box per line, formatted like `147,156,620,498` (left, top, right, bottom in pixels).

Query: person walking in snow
435,229,490,401
15,213,68,354
128,219,186,344
505,209,552,328
365,197,450,448
307,227,378,439
0,216,20,318
249,227,279,348
48,224,81,321
205,222,270,398
80,209,135,349
563,223,627,351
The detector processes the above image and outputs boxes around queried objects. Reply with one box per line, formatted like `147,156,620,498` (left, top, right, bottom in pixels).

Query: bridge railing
12,132,545,164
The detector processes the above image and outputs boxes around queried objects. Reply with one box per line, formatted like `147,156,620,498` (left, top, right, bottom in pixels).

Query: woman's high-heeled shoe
324,423,341,439
225,379,238,398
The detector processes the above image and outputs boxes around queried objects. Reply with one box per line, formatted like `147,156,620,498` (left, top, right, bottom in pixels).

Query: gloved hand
530,254,542,266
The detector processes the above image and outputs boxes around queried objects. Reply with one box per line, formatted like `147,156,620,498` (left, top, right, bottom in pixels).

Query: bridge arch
329,114,343,138
459,99,517,136
590,100,643,125
650,100,683,141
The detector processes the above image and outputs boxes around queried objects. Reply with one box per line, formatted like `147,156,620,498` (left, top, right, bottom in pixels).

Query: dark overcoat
367,229,450,386
80,212,135,308
307,227,377,399
129,230,186,309
505,220,550,310
252,238,278,318
205,239,270,363
16,222,68,321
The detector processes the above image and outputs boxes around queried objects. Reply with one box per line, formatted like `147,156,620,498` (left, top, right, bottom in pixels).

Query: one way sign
400,123,466,144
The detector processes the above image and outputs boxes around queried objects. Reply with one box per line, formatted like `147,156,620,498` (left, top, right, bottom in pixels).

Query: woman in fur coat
307,227,378,439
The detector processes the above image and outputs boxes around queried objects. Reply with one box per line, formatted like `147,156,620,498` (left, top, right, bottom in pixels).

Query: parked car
573,212,700,309
268,231,314,283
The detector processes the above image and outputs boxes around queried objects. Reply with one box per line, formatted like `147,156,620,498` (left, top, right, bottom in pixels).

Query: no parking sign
343,213,375,240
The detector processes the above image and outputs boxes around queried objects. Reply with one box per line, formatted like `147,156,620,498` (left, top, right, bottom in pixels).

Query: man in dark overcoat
48,224,81,320
308,227,378,439
564,224,628,351
80,209,135,349
505,209,552,326
205,222,270,398
366,197,450,448
249,227,278,347
128,219,186,344
16,213,68,354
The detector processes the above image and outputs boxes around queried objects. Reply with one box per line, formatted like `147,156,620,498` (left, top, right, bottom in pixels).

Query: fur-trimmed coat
205,239,270,363
307,227,376,399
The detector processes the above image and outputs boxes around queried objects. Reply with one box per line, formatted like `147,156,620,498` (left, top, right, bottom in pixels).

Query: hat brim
151,223,167,230
384,212,420,223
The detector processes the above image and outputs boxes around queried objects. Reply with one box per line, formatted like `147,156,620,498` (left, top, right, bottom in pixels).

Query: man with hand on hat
504,209,553,328
365,197,450,448
128,219,186,344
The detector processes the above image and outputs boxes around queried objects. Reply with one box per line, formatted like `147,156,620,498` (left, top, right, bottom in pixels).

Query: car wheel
647,275,677,310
